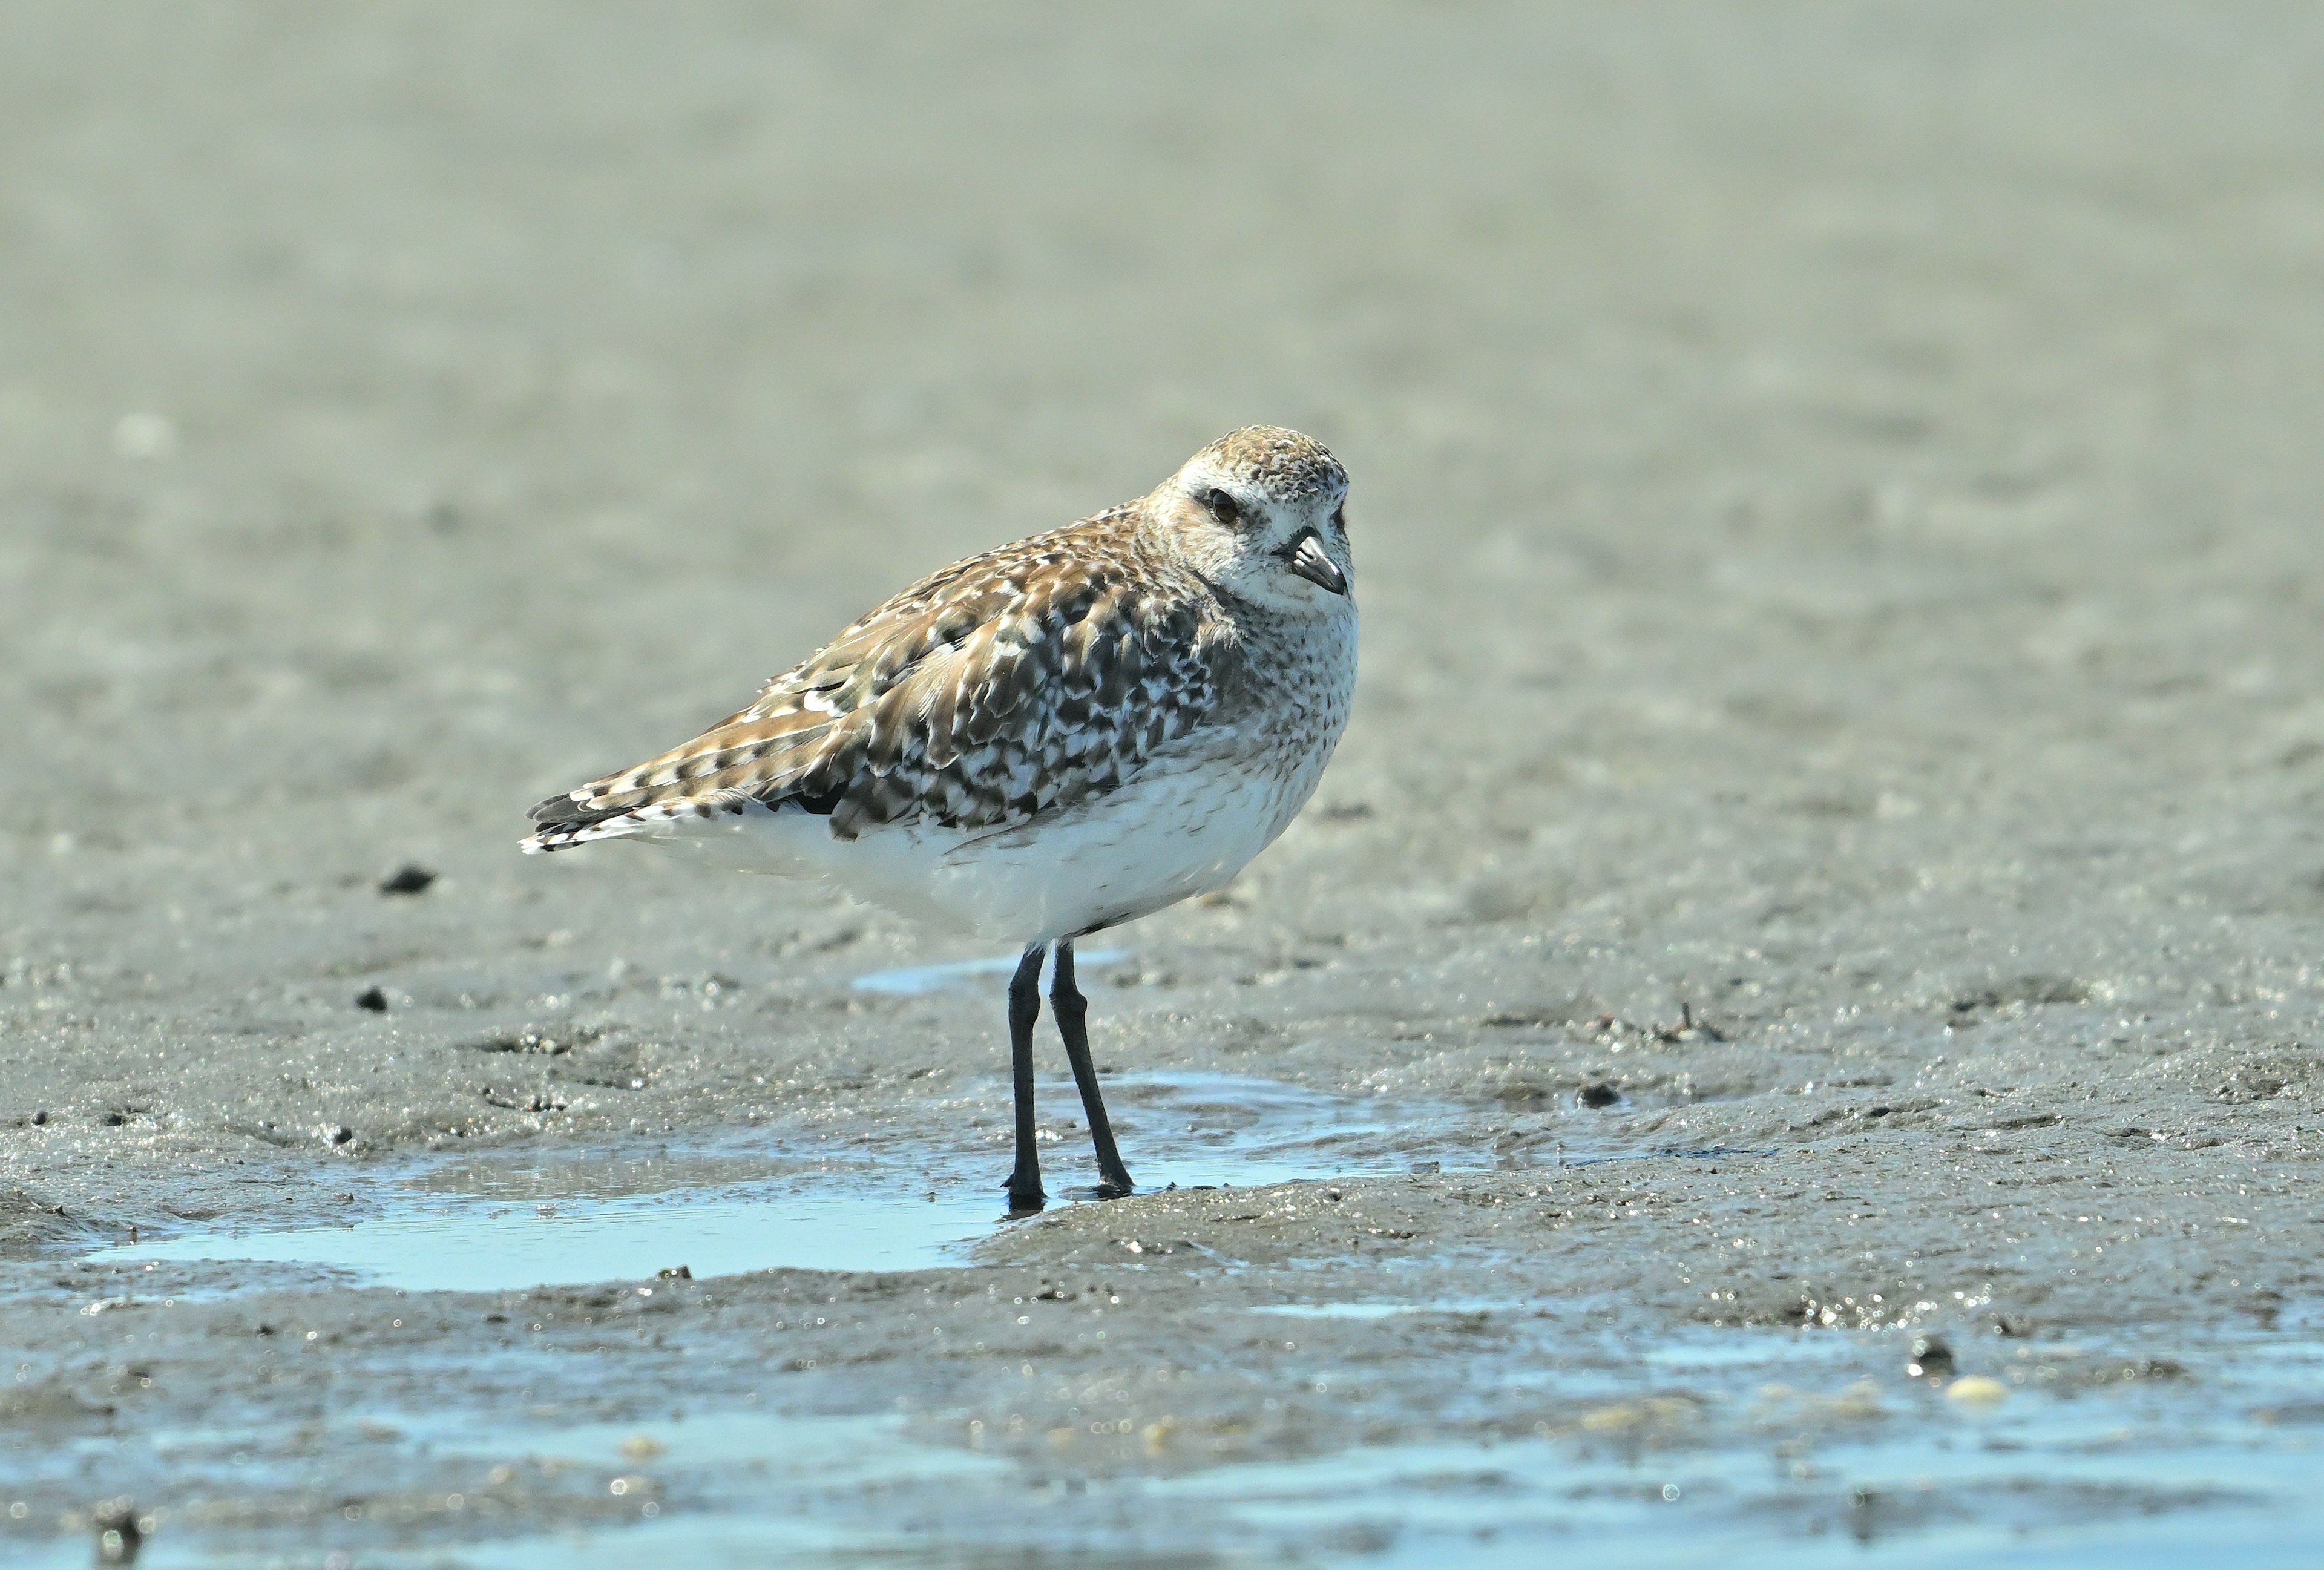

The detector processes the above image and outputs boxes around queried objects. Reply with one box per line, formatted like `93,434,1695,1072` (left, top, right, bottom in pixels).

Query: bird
522,427,1357,1211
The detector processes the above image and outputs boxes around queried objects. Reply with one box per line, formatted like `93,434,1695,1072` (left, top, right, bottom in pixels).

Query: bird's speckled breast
1219,600,1359,846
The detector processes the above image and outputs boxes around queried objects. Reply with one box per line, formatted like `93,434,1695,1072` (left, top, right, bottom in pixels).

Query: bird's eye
1331,503,1347,533
1203,488,1241,524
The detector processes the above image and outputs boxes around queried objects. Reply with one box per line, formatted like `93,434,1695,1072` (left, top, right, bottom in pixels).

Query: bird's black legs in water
1003,940,1137,1212
1005,943,1048,1214
1052,940,1135,1197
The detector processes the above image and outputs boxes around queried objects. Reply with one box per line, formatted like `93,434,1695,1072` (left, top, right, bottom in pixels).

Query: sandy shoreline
5,3,2323,1562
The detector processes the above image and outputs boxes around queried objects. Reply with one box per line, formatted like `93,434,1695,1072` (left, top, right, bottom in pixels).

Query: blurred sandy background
10,1,2324,1157
4,3,2324,1560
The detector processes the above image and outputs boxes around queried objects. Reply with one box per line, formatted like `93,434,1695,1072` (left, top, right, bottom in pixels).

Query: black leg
1052,940,1135,1198
1005,943,1048,1213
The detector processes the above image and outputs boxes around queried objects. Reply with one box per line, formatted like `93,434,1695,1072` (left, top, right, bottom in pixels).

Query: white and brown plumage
523,427,1357,1209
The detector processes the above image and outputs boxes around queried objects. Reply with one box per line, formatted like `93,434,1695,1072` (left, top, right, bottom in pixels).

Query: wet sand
5,2,2324,1563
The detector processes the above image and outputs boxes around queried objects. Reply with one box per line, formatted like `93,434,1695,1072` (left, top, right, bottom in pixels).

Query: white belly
634,738,1324,944
930,753,1299,941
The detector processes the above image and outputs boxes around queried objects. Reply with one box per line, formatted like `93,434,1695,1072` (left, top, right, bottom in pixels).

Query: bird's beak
1285,530,1348,596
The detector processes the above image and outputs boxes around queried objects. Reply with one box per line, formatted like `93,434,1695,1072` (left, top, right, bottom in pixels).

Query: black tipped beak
1286,530,1348,595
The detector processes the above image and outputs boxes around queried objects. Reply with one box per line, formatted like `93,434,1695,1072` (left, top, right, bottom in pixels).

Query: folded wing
523,521,1221,852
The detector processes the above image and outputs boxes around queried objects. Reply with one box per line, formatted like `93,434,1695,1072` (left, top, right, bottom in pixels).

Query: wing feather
524,510,1225,852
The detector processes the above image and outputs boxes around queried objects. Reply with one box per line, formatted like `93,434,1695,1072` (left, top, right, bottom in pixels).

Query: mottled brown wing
527,517,1221,846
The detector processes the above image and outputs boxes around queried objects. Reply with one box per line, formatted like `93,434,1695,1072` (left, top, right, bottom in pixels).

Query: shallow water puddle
1137,1319,2324,1569
1143,1429,2320,1570
84,1072,1474,1292
8,1312,2319,1568
87,1177,1006,1289
91,1324,2324,1570
4,1408,1005,1570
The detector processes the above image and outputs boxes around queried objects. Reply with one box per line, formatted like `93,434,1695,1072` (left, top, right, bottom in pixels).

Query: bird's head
1157,426,1354,614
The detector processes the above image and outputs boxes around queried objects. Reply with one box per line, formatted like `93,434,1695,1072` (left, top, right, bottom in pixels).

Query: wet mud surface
7,2,2324,1564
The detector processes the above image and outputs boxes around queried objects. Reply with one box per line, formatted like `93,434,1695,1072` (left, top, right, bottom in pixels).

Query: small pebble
1946,1375,2009,1407
1580,1082,1621,1108
1907,1334,1955,1379
379,864,436,895
355,987,388,1013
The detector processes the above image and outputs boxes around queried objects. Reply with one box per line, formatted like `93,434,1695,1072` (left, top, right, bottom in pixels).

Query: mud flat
5,3,2324,1565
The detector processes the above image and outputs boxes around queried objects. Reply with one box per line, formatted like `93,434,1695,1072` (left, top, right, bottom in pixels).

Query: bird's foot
1003,1174,1046,1217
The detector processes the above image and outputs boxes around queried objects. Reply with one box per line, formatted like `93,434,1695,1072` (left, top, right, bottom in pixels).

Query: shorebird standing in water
522,428,1357,1210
